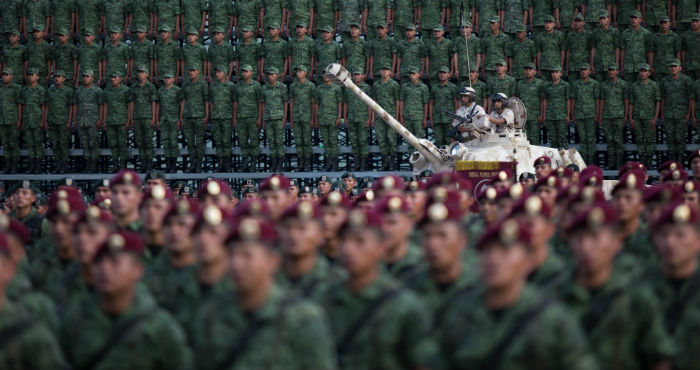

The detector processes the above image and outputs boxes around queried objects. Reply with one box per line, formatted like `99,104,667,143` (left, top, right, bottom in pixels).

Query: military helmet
491,93,508,101
459,86,476,99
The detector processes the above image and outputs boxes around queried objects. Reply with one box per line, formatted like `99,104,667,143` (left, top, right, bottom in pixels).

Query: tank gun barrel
324,63,447,169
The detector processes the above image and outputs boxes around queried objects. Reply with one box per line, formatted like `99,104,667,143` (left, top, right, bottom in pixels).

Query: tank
324,63,586,177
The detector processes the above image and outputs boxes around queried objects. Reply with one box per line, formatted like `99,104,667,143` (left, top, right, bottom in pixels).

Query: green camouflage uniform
427,38,454,83
647,267,700,370
536,30,566,79
559,271,676,369
369,36,397,79
263,38,289,76
320,273,438,369
343,38,369,75
336,0,364,39
182,42,208,77
476,0,500,35
681,29,700,80
289,0,313,31
515,76,544,144
104,41,131,79
651,30,681,80
131,80,158,164
530,0,553,33
51,1,75,35
262,81,288,158
643,0,667,31
0,1,22,46
393,0,416,41
315,82,343,159
131,40,155,77
289,35,316,71
430,80,459,146
235,38,264,79
441,285,599,370
208,42,235,77
314,0,338,32
276,257,345,301
21,84,47,159
566,29,592,80
181,0,207,32
621,26,652,81
507,38,536,81
613,0,636,30
592,26,620,77
453,35,481,84
29,250,74,307
570,77,600,163
372,78,401,154
0,45,27,85
26,39,52,87
543,79,570,148
502,0,527,35
0,300,68,370
398,38,426,81
315,39,343,78
157,84,183,159
467,77,488,105
487,74,517,97
77,43,104,82
103,0,129,33
289,78,316,162
235,79,263,158
600,77,628,168
193,284,335,370
420,0,443,39
24,0,50,33
383,243,425,281
629,78,661,165
365,0,391,40
61,287,193,370
446,0,471,39
155,0,181,32
661,73,694,161
481,31,509,77
52,42,78,82
528,253,568,294
208,0,234,31
209,79,236,158
182,78,209,166
234,0,261,33
129,0,154,34
262,0,286,35
344,81,372,158
0,83,23,161
76,0,104,34
47,84,75,162
154,39,181,81
400,80,430,138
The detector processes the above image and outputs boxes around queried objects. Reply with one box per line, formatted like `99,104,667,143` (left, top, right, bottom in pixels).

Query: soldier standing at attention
235,25,264,82
399,67,430,140
20,69,47,174
342,23,370,79
320,208,437,369
570,63,600,165
650,16,681,81
233,65,263,172
536,15,566,81
393,0,416,41
103,28,132,83
680,15,700,80
566,13,592,81
541,66,571,149
440,219,599,369
559,200,675,370
103,71,132,173
598,64,628,170
481,16,508,80
591,11,620,79
289,22,316,74
344,70,374,171
261,67,288,172
507,24,536,82
314,73,343,171
453,22,481,87
446,0,474,39
430,67,459,147
26,26,51,87
397,25,426,83
208,26,235,81
110,170,144,234
261,0,287,38
180,65,209,173
376,195,424,281
649,201,700,370
660,59,694,162
262,24,290,81
182,29,209,82
130,66,158,172
73,70,105,173
628,64,660,168
61,231,193,370
233,0,260,39
180,0,207,39
47,71,74,174
154,25,182,85
77,28,104,88
0,68,23,174
314,25,342,80
426,25,454,86
289,65,316,172
620,10,651,82
207,0,234,36
486,59,517,111
367,23,396,82
192,217,335,370
52,28,78,87
209,65,236,172
156,72,183,173
372,65,401,171
0,234,68,370
515,62,544,144
0,31,26,86
131,25,154,83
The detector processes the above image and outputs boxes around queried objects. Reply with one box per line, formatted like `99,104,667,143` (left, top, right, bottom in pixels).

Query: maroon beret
354,190,377,204
653,201,699,229
110,169,142,188
533,173,561,191
75,205,114,225
661,169,689,183
95,231,145,260
612,169,646,194
490,169,514,184
618,161,647,177
259,175,291,192
689,149,700,163
373,175,405,192
233,199,270,219
279,200,321,221
405,180,427,193
534,155,551,166
566,185,606,206
194,205,234,230
197,179,231,199
226,217,278,245
47,186,86,219
494,183,528,203
554,166,573,179
419,199,463,226
375,195,410,214
477,186,499,202
565,201,618,234
142,184,175,204
90,196,113,210
579,166,604,187
0,215,30,245
477,219,532,250
164,198,202,221
341,208,383,232
456,178,474,192
319,191,353,208
510,194,552,218
643,185,681,204
425,171,459,190
682,180,700,194
427,186,462,205
658,160,682,173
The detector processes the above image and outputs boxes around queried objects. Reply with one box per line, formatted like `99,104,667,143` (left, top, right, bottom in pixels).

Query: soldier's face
489,22,499,32
73,222,112,264
408,72,419,82
611,188,643,222
380,69,391,79
141,198,171,232
405,29,416,38
50,214,76,251
213,32,224,42
682,192,700,213
241,69,253,80
551,70,561,81
692,19,700,31
479,200,499,225
164,216,196,253
580,68,590,79
267,72,278,83
318,181,330,194
481,242,531,288
343,177,356,190
94,253,143,295
321,206,347,238
516,30,526,40
524,67,535,79
1,73,11,84
160,30,171,40
421,221,466,271
82,74,93,85
194,224,229,263
433,29,444,39
269,27,280,37
229,242,279,293
377,27,387,37
187,33,198,43
599,16,610,27
607,68,618,79
296,25,307,36
279,218,323,257
545,20,555,31
215,70,226,81
535,186,557,208
669,65,681,76
8,34,19,44
188,69,199,79
84,35,95,44
32,30,42,39
574,19,584,30
691,157,700,178
462,27,471,36
520,177,535,188
295,69,307,80
352,73,363,83
630,16,641,26
469,70,479,80
58,34,69,43
111,184,143,218
570,227,621,272
493,99,504,110
164,76,174,86
136,31,146,41
438,71,449,81
380,213,412,252
660,21,670,32
350,26,361,37
95,186,111,200
515,213,554,252
339,228,384,276
13,189,35,208
243,30,253,39
653,224,700,272
406,191,428,219
110,31,121,42
639,69,650,80
299,193,312,201
261,189,293,220
496,64,507,74
110,75,122,86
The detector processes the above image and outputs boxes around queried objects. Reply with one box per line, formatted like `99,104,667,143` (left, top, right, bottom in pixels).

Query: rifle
441,109,473,124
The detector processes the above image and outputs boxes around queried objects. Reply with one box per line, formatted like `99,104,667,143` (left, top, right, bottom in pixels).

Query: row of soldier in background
0,150,699,369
